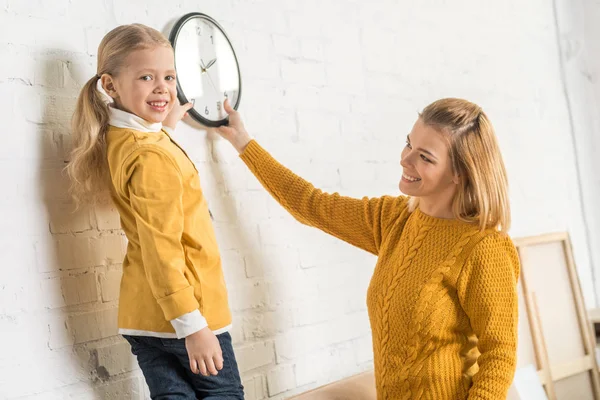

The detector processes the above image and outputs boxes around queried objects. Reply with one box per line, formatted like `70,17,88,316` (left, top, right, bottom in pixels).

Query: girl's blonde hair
408,98,511,232
66,24,171,206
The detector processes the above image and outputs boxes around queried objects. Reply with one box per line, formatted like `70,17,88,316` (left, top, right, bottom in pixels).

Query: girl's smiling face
102,45,177,123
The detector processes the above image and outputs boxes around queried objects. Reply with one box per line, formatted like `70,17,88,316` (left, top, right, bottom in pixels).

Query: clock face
170,13,241,127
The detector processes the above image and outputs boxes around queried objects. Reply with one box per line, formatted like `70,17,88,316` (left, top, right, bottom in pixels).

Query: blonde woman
217,98,519,399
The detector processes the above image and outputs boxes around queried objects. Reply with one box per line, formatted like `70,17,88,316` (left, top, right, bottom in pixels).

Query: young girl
67,24,244,399
217,98,519,399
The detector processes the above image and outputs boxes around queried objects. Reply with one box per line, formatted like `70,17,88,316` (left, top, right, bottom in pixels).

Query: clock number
205,106,209,115
210,35,214,44
196,26,202,36
216,101,222,111
224,92,228,98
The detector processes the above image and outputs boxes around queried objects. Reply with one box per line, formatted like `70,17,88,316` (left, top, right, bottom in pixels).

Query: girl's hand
163,100,193,130
216,99,252,154
185,327,223,376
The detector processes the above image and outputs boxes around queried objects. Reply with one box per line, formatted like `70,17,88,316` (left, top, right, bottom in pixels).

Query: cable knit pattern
377,225,433,396
397,230,480,399
239,140,520,400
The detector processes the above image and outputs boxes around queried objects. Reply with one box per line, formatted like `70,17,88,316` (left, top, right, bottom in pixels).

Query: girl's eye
165,75,176,81
405,141,412,149
420,154,431,163
141,75,152,81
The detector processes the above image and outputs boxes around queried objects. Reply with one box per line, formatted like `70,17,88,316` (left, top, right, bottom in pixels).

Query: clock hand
205,58,217,70
204,69,219,95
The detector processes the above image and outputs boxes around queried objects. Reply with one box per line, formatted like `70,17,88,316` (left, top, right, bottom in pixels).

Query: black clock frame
169,12,242,127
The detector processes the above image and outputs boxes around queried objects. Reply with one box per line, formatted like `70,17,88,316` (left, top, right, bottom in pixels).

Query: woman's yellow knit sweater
240,140,520,400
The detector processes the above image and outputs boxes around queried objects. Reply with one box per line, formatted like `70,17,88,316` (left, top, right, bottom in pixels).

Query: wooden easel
515,232,600,399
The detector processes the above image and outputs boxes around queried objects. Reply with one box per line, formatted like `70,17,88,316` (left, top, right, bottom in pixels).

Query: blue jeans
123,332,244,399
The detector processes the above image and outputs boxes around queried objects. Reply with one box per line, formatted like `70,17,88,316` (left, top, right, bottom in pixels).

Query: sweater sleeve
120,147,199,321
239,140,406,255
457,232,520,400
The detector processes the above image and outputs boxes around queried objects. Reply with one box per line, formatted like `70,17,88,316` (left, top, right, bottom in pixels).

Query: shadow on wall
36,52,144,399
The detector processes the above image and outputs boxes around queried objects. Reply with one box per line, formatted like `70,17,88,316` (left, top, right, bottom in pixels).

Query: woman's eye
405,141,412,149
165,75,176,81
141,75,152,81
420,154,431,163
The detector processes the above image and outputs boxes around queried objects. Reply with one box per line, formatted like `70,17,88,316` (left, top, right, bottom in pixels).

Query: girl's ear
100,74,119,100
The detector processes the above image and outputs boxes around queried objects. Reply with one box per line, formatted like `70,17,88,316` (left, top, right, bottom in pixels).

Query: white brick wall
0,0,597,399
553,0,600,306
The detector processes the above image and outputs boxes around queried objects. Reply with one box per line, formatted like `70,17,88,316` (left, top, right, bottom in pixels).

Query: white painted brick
300,38,324,61
281,59,326,86
48,200,93,234
360,27,397,74
240,30,280,80
95,376,143,400
324,61,365,95
100,234,128,263
93,196,122,231
293,351,324,387
0,43,34,85
272,35,301,58
236,341,276,373
337,162,378,192
266,272,319,308
99,268,122,303
95,340,137,376
291,294,343,328
40,272,98,308
0,15,85,49
237,190,272,221
34,234,61,273
228,280,268,312
242,309,293,340
48,315,74,350
85,26,107,55
229,316,245,344
243,375,267,400
7,380,100,400
8,0,69,18
353,335,374,365
111,1,149,24
295,109,340,140
231,5,287,35
34,58,78,88
68,307,119,344
37,128,63,162
220,249,247,283
261,107,298,142
267,364,296,396
288,10,325,38
256,217,303,247
243,245,300,279
294,342,356,387
51,234,125,271
274,324,323,362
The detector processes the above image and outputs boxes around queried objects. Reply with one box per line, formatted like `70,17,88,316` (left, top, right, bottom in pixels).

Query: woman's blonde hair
66,24,171,206
408,98,511,232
